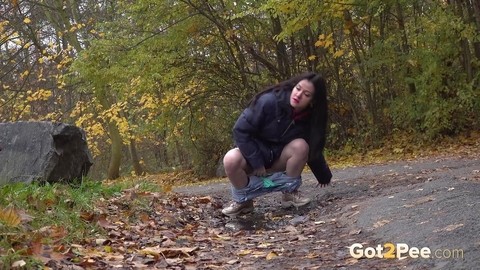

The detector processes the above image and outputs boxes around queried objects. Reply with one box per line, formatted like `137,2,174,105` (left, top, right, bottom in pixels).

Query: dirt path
173,155,480,269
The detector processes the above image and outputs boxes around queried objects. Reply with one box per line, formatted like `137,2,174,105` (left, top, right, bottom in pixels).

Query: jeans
231,172,302,203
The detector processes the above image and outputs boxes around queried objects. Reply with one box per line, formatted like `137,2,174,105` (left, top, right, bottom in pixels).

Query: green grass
0,177,163,269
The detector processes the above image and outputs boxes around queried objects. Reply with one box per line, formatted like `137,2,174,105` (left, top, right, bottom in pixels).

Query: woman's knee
289,139,309,158
223,148,245,173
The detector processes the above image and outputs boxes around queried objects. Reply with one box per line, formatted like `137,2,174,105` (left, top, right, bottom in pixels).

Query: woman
222,72,332,217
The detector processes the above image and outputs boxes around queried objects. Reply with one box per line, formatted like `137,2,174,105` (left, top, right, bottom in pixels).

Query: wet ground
174,154,480,269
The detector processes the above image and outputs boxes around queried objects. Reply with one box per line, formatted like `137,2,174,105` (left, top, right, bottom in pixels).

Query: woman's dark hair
250,72,328,160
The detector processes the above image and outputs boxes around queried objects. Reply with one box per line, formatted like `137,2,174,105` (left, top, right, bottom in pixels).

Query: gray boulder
0,121,93,185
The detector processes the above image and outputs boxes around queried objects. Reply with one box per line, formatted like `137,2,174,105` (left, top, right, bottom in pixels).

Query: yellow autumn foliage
27,89,52,102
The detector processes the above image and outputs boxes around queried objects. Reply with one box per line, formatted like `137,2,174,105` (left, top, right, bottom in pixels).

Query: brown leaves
42,189,227,268
140,246,199,259
27,239,69,265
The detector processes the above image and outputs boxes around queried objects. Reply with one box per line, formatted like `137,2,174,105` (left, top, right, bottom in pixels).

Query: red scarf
292,108,311,121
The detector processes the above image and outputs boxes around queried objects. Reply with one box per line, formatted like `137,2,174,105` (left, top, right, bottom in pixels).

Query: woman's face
290,79,315,111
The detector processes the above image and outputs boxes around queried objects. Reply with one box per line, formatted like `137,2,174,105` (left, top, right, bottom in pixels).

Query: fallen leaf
50,226,67,239
266,251,278,260
257,243,272,249
284,225,298,233
104,245,113,253
96,214,116,229
434,223,464,232
414,196,435,204
252,251,267,258
349,229,362,235
0,207,21,227
163,184,173,193
161,239,176,247
196,196,213,204
305,252,320,259
140,246,198,258
95,239,110,246
12,260,26,267
238,249,252,256
139,212,150,223
346,258,358,265
373,219,390,228
297,235,308,241
80,211,95,222
227,259,239,264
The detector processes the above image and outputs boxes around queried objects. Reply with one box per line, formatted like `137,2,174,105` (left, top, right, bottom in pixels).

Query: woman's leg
222,148,255,216
223,148,251,189
268,138,309,177
266,139,310,207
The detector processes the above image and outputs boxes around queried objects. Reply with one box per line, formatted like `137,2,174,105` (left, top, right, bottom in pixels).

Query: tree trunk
106,121,122,179
129,139,145,176
466,0,480,61
452,0,474,81
271,15,290,78
97,87,122,180
343,10,378,128
395,1,417,94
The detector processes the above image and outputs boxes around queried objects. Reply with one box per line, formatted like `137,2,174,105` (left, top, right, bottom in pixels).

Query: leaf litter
5,144,480,269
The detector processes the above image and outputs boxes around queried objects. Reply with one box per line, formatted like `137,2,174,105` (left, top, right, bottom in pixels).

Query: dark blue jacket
233,90,332,185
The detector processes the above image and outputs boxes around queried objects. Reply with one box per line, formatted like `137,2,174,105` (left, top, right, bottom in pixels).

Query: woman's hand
252,166,267,177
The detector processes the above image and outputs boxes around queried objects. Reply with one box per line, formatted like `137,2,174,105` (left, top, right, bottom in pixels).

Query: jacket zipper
281,120,295,137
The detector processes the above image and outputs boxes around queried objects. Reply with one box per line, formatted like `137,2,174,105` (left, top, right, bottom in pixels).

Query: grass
0,177,163,269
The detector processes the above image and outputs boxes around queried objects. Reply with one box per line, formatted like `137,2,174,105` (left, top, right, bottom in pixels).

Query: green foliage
389,4,480,138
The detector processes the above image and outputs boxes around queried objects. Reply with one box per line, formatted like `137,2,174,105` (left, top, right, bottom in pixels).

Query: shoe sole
281,200,311,209
222,207,254,217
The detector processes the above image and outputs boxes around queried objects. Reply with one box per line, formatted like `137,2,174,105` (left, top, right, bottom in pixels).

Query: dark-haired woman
222,72,332,217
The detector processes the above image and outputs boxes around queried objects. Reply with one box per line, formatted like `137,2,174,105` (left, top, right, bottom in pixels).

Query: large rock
0,121,93,185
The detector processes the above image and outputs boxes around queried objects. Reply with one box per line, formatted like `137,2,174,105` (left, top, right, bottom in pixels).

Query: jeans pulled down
231,172,302,203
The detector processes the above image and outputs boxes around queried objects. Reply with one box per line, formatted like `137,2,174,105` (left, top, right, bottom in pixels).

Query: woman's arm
233,94,275,170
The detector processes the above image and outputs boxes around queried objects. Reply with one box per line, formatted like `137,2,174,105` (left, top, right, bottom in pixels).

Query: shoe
221,200,254,217
281,191,311,208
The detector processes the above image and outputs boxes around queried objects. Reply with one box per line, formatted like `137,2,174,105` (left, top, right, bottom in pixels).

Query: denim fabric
231,172,302,203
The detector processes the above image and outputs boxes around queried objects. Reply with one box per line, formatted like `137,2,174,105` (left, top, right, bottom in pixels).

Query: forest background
1,0,479,181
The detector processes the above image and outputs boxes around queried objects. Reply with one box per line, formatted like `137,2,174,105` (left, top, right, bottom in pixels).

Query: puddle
225,213,277,231
224,212,309,231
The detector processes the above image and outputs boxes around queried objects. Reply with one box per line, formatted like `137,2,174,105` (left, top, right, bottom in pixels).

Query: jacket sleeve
233,94,274,170
308,153,332,185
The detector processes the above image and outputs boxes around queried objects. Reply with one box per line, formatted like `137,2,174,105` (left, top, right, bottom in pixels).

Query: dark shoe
281,191,311,208
221,200,254,217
